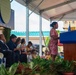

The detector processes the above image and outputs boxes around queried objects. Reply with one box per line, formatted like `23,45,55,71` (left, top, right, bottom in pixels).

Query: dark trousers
20,54,27,63
2,50,14,67
14,52,20,63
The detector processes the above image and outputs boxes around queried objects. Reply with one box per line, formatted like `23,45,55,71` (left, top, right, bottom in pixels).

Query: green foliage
0,56,75,75
0,65,7,75
45,37,50,47
57,30,60,35
0,63,18,75
8,63,19,75
31,56,52,74
60,60,74,73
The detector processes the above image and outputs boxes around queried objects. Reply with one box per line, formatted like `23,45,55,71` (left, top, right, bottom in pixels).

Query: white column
39,13,42,56
50,19,52,30
26,5,29,45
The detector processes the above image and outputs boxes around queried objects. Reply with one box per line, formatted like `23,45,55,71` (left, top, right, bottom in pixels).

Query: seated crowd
0,34,37,67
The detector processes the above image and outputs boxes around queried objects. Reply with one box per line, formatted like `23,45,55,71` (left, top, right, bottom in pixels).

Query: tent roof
15,0,76,21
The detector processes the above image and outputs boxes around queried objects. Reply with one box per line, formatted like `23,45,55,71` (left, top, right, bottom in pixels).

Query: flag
68,25,71,31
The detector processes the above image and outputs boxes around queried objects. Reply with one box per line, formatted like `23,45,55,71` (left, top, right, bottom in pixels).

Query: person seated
59,52,64,59
0,34,9,51
26,41,34,62
0,34,14,67
27,51,32,62
26,41,33,52
15,37,21,62
31,50,37,59
45,50,51,60
20,38,26,54
7,34,21,63
19,38,27,63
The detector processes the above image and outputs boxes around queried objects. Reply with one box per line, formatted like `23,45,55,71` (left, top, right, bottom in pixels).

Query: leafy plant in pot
61,60,74,75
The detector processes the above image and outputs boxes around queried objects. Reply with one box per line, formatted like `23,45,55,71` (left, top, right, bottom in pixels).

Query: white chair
0,52,4,59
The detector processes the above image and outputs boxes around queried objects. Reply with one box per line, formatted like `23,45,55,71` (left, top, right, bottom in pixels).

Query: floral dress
49,28,58,55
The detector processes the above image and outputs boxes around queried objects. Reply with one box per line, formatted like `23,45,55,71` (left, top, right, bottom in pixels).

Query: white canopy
15,0,76,21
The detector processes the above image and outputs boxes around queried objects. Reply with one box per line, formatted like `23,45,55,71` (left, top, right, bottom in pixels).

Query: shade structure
15,0,76,56
15,0,76,21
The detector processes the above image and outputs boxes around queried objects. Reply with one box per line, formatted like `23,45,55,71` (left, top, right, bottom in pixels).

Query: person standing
48,22,59,61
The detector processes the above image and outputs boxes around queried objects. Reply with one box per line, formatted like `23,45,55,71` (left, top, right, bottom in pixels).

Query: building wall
19,36,46,45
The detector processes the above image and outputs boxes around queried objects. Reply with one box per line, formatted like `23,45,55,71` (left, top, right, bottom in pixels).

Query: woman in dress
49,22,59,61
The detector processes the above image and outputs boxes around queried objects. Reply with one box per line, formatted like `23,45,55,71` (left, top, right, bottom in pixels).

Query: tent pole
49,19,52,30
26,4,29,45
39,12,42,56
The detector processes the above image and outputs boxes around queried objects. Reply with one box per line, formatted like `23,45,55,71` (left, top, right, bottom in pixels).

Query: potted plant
48,57,74,75
61,60,74,75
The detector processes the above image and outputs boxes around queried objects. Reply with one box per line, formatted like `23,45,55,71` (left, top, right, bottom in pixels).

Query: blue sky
11,1,64,31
